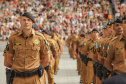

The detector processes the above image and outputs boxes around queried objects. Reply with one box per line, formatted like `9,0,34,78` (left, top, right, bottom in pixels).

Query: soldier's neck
93,37,98,41
22,29,32,37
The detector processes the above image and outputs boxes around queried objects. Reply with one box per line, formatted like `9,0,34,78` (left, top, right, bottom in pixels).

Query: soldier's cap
42,30,51,36
102,26,107,29
112,21,115,24
122,15,126,20
107,22,112,26
80,34,85,37
114,18,122,23
47,31,52,36
91,28,99,33
86,31,91,34
32,24,39,30
22,12,35,23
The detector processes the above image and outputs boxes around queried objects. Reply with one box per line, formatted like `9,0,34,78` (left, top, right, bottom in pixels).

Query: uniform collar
119,34,126,41
18,29,35,36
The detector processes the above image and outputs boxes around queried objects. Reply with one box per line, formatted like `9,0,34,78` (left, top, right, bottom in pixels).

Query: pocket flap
32,47,40,51
13,46,23,50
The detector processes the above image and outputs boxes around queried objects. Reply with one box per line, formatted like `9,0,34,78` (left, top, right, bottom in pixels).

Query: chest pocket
31,46,40,58
115,47,124,61
13,46,23,58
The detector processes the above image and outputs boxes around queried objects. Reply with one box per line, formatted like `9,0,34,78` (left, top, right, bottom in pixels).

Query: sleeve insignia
107,45,110,50
103,45,105,49
7,40,10,44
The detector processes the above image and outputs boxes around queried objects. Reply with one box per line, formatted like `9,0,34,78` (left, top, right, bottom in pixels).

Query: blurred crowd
0,0,126,41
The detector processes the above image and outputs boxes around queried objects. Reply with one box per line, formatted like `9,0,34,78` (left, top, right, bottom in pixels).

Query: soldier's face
20,16,33,30
106,25,113,34
122,20,126,33
114,23,123,35
92,31,99,38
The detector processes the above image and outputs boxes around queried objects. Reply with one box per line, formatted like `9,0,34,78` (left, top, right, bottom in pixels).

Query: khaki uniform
76,36,83,73
84,39,97,84
3,30,50,84
106,34,126,74
71,34,78,59
52,36,60,73
46,38,58,84
92,38,100,84
79,39,87,84
66,35,73,58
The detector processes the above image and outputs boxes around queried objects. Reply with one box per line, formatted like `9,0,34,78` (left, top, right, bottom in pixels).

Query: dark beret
107,22,112,26
86,31,91,34
80,34,85,37
47,31,52,36
91,28,99,33
32,24,39,30
112,21,115,24
42,30,48,34
114,18,122,23
103,26,107,29
122,15,126,20
42,30,51,36
22,12,35,23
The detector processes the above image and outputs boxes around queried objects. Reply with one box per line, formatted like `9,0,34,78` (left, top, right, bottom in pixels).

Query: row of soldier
66,15,126,84
3,12,63,84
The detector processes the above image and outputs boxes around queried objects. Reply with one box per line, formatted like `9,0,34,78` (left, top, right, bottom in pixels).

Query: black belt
14,70,38,77
88,58,93,61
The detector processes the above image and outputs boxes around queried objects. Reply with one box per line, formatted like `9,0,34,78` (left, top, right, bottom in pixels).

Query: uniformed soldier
104,16,126,76
75,34,85,75
55,32,64,71
51,30,62,75
92,26,108,84
70,31,78,59
65,34,73,58
83,28,99,84
3,12,50,84
42,30,58,84
78,33,89,84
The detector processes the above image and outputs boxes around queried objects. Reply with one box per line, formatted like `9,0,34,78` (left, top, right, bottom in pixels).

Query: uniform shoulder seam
110,36,119,42
35,32,43,37
88,39,91,41
10,31,18,36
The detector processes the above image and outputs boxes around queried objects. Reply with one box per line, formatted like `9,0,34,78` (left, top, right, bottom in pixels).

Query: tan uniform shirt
106,34,126,74
53,36,63,52
3,30,50,72
103,37,113,59
84,39,96,58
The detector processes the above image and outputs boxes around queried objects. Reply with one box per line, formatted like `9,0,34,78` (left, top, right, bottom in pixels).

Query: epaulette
36,32,47,43
35,32,43,37
88,39,91,41
110,36,119,42
10,31,18,36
